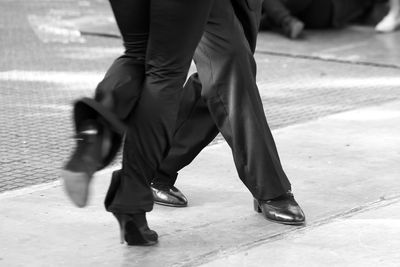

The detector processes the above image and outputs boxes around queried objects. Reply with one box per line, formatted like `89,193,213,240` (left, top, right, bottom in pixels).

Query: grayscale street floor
1,1,399,266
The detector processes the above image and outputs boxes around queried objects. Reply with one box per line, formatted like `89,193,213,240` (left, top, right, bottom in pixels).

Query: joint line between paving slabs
257,50,400,70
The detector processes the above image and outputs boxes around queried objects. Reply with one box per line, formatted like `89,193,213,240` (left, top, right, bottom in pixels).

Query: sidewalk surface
1,0,400,266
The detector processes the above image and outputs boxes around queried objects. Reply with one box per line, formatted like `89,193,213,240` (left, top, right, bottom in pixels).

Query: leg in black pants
151,0,263,205
105,0,215,245
105,0,214,214
64,0,214,246
109,0,305,229
62,0,150,208
197,0,291,201
64,0,210,207
151,74,218,207
154,0,305,225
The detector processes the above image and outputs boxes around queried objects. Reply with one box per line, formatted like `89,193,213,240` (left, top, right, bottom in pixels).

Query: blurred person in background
260,0,376,39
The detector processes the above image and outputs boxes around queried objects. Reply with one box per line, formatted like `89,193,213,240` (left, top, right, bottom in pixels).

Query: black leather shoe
151,185,188,207
61,121,106,207
254,191,305,225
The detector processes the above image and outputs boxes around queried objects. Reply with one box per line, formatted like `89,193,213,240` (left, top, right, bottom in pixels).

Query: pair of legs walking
65,0,212,208
64,0,214,245
63,0,305,246
106,0,295,212
260,0,334,39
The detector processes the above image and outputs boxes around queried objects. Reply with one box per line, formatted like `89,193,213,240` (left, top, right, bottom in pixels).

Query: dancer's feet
375,11,400,32
61,120,110,207
113,213,158,246
254,191,305,225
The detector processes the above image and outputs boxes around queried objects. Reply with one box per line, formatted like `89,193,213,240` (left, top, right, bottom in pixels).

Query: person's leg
261,0,307,38
376,0,400,32
95,0,148,119
150,0,264,207
195,0,304,224
62,0,149,208
152,0,304,224
153,74,217,187
75,0,150,133
151,74,219,207
198,0,290,200
106,0,214,217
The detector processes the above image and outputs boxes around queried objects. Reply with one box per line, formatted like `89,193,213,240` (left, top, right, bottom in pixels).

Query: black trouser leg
152,0,260,187
154,0,291,200
195,0,291,200
153,0,262,188
75,0,149,122
153,74,219,187
94,0,149,120
73,0,149,171
107,0,215,214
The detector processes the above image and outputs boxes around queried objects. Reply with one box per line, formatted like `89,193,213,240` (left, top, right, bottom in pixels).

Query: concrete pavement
200,200,400,267
1,100,400,266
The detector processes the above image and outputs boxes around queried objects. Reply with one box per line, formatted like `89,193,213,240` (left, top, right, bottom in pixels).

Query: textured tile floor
1,0,399,192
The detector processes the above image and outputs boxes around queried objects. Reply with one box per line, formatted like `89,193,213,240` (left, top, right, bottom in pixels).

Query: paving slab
255,53,400,129
1,100,399,267
200,199,400,267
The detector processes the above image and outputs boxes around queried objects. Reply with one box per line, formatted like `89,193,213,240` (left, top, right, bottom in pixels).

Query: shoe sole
60,170,91,208
154,200,187,208
264,216,305,226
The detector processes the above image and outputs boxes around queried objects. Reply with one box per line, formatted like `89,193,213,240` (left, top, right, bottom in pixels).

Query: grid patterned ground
1,0,400,192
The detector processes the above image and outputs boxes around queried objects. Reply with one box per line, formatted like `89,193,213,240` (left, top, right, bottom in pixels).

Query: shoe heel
253,199,261,213
118,220,125,244
112,213,158,246
112,213,125,244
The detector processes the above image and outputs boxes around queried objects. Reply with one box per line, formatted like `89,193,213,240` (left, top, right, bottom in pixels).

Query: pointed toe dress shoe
254,191,305,225
151,185,188,207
